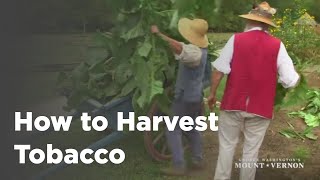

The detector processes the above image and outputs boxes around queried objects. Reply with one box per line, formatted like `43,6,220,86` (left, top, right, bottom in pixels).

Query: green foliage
290,112,319,128
26,0,320,33
281,89,320,140
273,1,319,141
289,89,320,123
58,0,219,114
279,129,304,140
272,0,319,107
272,2,319,58
276,76,309,108
279,126,317,141
210,0,252,32
304,0,320,21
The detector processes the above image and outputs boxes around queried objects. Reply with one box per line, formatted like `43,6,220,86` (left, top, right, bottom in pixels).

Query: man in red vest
208,2,300,180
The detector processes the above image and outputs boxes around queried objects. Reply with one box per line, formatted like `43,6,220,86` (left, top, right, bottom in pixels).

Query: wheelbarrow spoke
161,143,168,154
152,131,165,145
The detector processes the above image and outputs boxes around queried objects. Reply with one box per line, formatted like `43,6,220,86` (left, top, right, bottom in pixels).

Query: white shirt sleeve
212,35,235,74
174,43,202,67
277,42,300,88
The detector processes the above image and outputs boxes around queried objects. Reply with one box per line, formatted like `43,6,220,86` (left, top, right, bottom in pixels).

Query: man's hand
151,25,160,34
207,93,217,111
150,25,182,55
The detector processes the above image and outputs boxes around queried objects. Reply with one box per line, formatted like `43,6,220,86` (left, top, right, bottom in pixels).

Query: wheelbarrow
33,59,212,180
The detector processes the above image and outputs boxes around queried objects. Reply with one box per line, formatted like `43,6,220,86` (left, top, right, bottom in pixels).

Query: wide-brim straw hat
239,1,277,27
178,18,209,48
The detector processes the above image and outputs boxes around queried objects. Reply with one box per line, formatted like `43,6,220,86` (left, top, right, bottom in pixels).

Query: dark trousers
165,99,203,169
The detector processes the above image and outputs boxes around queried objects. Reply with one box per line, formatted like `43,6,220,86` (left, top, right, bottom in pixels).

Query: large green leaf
281,75,309,107
88,58,106,73
289,111,320,128
138,40,152,57
114,63,133,85
311,97,320,107
304,113,319,127
303,127,318,140
121,20,145,42
305,133,318,140
169,10,179,29
133,51,164,108
119,79,137,97
280,129,298,139
150,80,164,100
135,72,164,108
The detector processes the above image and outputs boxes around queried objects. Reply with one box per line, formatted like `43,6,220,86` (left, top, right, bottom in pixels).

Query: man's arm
150,25,202,67
277,42,300,88
207,35,235,110
151,25,182,55
208,70,224,110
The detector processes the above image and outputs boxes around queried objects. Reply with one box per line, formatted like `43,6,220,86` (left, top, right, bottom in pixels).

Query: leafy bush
286,89,320,140
271,0,320,107
272,5,320,66
57,0,219,114
271,1,320,140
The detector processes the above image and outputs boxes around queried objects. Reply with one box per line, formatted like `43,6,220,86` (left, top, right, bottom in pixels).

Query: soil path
198,110,320,180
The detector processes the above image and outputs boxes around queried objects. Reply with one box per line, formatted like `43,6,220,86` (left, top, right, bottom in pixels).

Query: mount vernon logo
235,158,304,169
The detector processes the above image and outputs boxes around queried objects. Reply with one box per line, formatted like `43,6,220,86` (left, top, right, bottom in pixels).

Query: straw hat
239,2,277,27
178,18,209,48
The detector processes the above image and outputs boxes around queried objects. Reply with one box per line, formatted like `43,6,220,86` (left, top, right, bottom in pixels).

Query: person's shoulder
267,31,279,39
267,33,281,44
235,31,246,36
233,31,252,39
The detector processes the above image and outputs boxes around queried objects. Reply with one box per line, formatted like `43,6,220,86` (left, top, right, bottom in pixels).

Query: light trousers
214,111,270,180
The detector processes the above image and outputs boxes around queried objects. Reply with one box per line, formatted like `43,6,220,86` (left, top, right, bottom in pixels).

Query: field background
17,33,320,180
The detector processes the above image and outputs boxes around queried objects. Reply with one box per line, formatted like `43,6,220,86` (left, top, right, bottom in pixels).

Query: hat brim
239,14,278,28
178,18,209,48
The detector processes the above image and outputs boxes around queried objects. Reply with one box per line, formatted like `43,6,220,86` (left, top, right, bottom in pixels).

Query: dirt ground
199,110,320,180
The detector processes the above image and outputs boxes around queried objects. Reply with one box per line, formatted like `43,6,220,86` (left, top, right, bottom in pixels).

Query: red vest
220,30,281,119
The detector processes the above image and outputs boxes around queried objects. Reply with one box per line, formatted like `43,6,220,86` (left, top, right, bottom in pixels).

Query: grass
292,146,311,162
208,33,233,49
